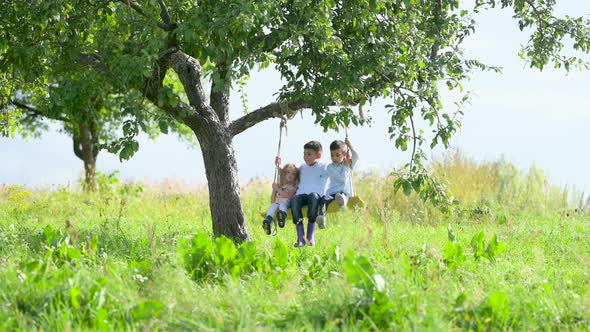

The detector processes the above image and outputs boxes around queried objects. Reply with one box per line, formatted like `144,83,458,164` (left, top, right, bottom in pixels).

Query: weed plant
0,153,589,330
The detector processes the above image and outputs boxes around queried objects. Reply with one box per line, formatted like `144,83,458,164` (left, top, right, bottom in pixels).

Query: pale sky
1,1,589,194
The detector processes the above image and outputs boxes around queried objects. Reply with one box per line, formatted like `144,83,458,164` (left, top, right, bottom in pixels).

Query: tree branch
409,113,417,176
143,50,219,133
119,0,177,31
168,52,218,122
430,0,443,61
143,51,171,102
229,99,309,137
210,60,230,126
77,52,103,68
158,0,172,25
141,52,199,127
251,28,289,53
10,99,70,123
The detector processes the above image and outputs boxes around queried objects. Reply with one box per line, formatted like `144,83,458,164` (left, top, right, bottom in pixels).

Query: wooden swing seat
259,196,365,219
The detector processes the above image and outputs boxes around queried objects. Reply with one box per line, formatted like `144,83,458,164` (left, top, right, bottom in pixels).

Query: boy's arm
344,138,358,169
344,153,352,167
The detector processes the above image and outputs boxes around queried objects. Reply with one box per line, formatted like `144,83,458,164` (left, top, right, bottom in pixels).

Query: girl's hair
280,163,299,185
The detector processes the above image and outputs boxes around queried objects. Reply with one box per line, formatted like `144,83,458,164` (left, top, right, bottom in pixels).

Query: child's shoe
306,222,316,245
262,216,272,235
277,210,287,228
335,193,346,209
296,223,306,245
316,214,327,229
293,241,305,248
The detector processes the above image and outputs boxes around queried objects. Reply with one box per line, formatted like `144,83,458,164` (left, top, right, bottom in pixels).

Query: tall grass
0,152,588,330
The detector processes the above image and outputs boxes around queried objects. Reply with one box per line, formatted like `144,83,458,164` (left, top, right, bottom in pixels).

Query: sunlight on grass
0,152,589,330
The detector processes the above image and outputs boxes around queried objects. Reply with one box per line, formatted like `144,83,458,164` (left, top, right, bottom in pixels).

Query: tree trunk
196,128,250,243
82,154,98,192
146,51,301,242
73,123,99,192
152,52,252,242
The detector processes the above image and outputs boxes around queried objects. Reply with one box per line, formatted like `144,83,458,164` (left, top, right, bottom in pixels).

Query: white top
326,147,359,196
295,162,329,195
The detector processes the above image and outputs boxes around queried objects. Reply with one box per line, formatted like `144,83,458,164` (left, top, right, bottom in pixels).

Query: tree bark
73,123,99,192
196,127,250,242
153,52,249,242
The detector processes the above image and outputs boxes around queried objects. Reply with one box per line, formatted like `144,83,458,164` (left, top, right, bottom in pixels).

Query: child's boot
294,221,305,247
277,210,287,228
316,214,327,229
306,222,316,246
335,193,347,209
262,215,272,235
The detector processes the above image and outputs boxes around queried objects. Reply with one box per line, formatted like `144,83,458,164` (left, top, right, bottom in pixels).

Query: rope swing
260,120,364,222
268,117,288,236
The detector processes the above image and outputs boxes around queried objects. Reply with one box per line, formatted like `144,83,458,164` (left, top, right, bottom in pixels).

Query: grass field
1,152,589,331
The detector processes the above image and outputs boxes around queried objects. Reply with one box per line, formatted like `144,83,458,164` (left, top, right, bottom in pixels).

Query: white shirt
295,162,328,195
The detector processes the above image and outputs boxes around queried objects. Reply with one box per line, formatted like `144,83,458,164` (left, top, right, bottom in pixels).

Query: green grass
1,154,589,331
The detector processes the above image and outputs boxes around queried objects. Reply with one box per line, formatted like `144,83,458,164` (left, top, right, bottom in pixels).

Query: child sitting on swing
316,137,359,229
262,163,299,235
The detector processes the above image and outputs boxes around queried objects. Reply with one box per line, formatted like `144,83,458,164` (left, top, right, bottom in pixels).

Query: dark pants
319,192,347,215
290,193,321,224
319,197,333,216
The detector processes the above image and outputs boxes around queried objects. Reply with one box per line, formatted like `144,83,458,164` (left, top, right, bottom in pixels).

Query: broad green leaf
70,287,81,310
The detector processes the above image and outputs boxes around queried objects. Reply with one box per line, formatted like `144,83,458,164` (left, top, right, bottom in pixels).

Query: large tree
1,0,589,242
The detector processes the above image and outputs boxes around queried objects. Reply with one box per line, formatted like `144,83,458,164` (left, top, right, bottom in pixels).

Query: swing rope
273,120,285,185
270,118,288,236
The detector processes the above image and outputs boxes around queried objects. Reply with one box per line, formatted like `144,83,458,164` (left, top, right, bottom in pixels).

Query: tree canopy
1,0,589,241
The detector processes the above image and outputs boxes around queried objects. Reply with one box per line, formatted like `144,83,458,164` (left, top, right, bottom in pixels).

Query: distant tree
1,0,588,241
8,69,194,191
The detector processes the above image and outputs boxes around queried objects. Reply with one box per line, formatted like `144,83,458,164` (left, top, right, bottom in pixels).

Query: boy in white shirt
278,140,328,247
316,137,358,229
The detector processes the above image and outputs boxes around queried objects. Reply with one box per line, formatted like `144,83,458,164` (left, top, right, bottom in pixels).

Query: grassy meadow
1,152,589,331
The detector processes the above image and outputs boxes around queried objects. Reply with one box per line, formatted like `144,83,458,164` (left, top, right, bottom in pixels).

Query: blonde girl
262,163,299,235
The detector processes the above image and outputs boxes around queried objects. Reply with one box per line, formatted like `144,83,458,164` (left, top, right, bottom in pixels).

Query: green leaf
94,308,110,330
485,291,510,320
67,247,81,261
273,238,289,269
470,230,485,261
70,287,81,310
444,241,466,270
343,253,375,291
43,224,61,247
485,234,506,263
159,120,169,134
130,300,164,321
215,236,237,268
119,145,133,161
402,179,412,196
20,260,41,273
454,293,467,311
